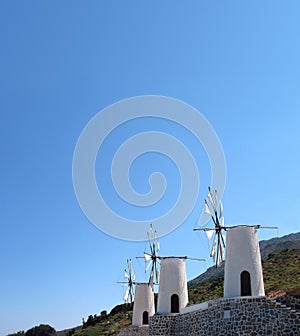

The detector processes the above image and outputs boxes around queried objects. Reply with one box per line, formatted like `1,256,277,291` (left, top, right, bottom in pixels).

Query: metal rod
117,281,136,284
186,257,206,261
220,232,226,247
216,236,220,268
193,228,214,231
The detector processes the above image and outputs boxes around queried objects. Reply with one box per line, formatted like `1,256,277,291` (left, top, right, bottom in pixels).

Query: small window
224,309,231,319
142,311,149,324
241,270,251,296
171,294,179,313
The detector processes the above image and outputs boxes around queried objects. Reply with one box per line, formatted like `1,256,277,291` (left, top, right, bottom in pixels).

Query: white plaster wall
224,226,265,298
132,283,155,326
180,301,208,314
157,257,188,314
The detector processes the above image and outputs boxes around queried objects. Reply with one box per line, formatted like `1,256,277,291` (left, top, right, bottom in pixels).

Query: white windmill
195,186,278,297
156,256,188,314
132,283,155,326
138,224,205,315
223,224,277,298
156,255,204,315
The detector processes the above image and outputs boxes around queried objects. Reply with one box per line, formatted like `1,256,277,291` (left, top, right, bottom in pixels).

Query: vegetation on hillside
8,324,56,336
189,248,300,305
263,248,300,296
72,304,132,336
188,276,223,305
8,247,300,336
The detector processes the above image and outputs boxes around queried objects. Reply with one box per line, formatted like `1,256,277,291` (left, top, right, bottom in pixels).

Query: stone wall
276,293,300,312
149,297,300,336
149,315,177,336
118,325,148,336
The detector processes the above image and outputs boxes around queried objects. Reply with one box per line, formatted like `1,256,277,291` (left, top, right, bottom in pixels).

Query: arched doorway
171,294,179,313
142,311,149,324
241,270,251,296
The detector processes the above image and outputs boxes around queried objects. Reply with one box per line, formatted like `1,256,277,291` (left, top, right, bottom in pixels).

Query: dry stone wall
118,325,148,336
276,293,300,312
149,297,300,336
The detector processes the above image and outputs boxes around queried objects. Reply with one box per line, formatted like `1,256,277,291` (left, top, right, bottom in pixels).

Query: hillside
188,247,299,305
9,232,300,336
259,231,300,259
188,231,300,288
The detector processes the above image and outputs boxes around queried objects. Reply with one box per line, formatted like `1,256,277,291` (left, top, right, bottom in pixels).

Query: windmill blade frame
194,187,226,268
141,224,161,286
118,259,136,304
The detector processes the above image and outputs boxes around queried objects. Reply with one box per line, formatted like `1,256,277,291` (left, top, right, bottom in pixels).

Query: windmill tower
224,225,265,298
194,188,276,298
132,283,155,326
145,224,203,315
157,257,188,314
118,259,155,326
194,187,276,298
140,224,189,314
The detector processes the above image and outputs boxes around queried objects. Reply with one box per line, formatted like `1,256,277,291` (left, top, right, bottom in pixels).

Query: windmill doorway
171,294,179,313
241,270,251,296
142,311,149,324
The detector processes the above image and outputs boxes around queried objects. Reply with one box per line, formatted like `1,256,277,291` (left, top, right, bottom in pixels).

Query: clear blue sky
1,1,300,335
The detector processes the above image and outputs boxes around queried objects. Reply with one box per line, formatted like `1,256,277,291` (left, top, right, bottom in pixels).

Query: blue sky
1,1,300,335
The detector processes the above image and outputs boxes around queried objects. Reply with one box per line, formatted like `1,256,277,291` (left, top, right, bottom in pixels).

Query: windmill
194,187,278,268
194,187,226,267
138,224,205,286
118,259,136,304
137,224,160,287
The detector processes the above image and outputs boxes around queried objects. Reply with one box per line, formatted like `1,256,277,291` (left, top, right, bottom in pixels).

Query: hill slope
188,247,299,305
188,231,300,288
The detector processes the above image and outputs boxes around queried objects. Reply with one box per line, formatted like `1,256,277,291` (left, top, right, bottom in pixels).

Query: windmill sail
204,202,212,215
145,260,152,273
195,187,226,268
208,193,215,209
144,252,152,262
205,229,214,243
210,235,217,259
123,288,129,302
219,202,223,218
